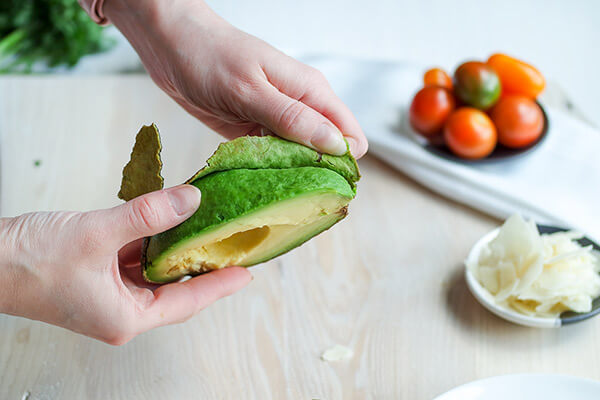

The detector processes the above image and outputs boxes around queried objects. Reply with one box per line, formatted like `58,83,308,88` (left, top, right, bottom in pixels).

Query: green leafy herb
0,0,114,73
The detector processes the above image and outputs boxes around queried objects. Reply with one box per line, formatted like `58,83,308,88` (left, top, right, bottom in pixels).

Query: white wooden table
1,76,599,400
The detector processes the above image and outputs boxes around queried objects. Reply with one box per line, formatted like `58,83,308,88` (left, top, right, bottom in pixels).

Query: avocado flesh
143,166,354,283
146,192,347,282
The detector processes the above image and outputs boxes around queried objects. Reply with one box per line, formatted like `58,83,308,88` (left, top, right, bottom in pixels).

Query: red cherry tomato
409,86,455,137
444,108,497,159
490,95,544,148
424,68,453,90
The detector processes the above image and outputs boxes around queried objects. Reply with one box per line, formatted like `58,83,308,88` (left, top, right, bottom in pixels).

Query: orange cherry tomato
444,108,497,159
487,53,545,98
490,95,544,148
424,68,453,90
409,86,456,137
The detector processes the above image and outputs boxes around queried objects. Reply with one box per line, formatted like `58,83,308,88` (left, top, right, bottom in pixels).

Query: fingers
143,267,252,329
248,84,348,156
300,85,369,158
88,185,201,248
259,60,368,158
117,185,201,245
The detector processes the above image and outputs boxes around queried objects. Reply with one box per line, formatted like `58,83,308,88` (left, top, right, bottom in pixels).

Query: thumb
102,185,201,247
142,267,252,329
250,85,348,156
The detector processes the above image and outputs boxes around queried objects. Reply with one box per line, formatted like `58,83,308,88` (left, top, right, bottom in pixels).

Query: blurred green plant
0,0,115,73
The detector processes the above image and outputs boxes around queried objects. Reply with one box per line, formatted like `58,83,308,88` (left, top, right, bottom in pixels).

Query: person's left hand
0,185,251,345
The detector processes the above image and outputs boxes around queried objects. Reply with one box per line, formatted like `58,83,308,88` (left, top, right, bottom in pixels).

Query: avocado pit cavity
139,135,359,283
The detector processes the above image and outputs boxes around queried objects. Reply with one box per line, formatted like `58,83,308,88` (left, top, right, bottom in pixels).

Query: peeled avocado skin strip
118,124,164,201
186,136,360,190
142,135,360,283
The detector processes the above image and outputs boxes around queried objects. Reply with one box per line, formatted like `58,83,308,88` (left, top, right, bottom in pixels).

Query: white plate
433,374,600,400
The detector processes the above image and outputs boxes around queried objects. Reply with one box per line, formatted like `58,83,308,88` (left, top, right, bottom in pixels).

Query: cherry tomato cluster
409,53,546,160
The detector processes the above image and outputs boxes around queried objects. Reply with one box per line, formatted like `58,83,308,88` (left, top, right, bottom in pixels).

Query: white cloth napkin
303,56,600,241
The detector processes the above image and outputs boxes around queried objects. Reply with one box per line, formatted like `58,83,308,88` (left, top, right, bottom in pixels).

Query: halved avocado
143,136,360,283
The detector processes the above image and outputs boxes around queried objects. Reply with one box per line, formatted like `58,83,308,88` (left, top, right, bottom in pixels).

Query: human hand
0,185,251,345
104,0,368,158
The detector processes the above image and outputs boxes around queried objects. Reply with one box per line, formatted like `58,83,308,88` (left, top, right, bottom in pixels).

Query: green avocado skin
186,136,360,189
144,167,355,278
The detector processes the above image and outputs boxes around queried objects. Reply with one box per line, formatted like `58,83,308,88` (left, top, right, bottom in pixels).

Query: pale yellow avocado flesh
156,192,348,280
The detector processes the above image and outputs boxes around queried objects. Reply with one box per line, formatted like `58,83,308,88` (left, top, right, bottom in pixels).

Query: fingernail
346,137,364,158
167,185,201,216
310,123,347,156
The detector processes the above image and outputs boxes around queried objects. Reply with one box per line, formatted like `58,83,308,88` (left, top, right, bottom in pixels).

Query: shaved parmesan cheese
467,215,600,318
321,345,354,362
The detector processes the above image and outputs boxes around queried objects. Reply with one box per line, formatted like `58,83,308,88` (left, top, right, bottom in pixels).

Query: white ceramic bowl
464,225,600,328
433,374,600,400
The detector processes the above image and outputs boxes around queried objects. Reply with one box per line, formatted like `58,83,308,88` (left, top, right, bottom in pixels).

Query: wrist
104,0,226,45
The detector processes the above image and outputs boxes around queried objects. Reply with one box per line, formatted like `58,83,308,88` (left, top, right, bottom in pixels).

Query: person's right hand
103,0,368,158
0,185,251,345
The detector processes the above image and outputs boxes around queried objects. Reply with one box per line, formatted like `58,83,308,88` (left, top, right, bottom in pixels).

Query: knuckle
277,100,307,132
228,73,262,105
307,66,327,83
129,196,161,235
181,285,205,318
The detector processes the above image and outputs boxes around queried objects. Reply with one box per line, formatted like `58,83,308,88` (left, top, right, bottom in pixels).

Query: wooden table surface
1,76,599,400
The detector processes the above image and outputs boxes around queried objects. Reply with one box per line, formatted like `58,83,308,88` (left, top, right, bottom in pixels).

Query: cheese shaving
468,215,600,318
321,345,354,362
